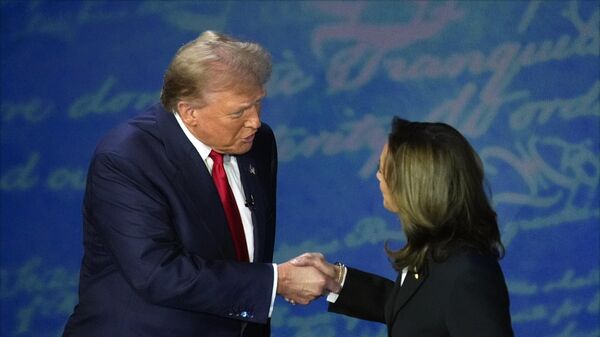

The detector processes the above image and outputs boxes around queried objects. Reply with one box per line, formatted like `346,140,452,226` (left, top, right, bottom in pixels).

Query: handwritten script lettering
0,152,40,191
1,258,78,335
267,50,315,97
1,98,53,123
0,152,87,192
276,114,388,179
68,76,159,119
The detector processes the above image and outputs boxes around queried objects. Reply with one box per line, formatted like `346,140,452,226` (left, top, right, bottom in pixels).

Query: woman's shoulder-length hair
384,117,505,272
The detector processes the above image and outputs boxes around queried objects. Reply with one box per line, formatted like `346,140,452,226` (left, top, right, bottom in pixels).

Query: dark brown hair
384,117,504,272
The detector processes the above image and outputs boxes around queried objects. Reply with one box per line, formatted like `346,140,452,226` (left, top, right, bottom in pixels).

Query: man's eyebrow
239,96,265,109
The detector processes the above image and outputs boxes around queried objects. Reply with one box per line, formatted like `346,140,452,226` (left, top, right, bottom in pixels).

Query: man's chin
231,142,254,155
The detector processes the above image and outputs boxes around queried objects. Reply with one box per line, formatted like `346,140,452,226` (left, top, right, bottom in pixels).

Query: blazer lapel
236,155,267,262
154,106,236,259
386,264,430,333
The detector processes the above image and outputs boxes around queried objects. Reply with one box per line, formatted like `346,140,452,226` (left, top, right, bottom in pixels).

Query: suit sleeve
85,151,274,323
328,267,394,323
444,258,514,337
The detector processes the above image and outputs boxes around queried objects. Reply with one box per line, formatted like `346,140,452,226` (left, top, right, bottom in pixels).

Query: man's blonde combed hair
160,30,272,113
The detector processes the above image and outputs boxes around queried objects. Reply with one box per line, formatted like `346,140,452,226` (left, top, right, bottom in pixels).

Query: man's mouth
242,134,256,143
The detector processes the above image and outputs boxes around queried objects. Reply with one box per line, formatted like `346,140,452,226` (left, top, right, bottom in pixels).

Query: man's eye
230,109,245,117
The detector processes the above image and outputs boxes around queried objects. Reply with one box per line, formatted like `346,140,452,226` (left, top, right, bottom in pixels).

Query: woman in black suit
294,117,514,336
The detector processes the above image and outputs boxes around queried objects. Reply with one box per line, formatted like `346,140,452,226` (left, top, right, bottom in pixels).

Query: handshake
276,252,342,305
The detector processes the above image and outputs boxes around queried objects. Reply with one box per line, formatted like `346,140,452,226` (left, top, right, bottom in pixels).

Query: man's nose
245,105,261,129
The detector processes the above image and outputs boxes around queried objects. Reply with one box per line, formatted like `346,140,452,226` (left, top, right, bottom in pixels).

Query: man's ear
177,102,196,126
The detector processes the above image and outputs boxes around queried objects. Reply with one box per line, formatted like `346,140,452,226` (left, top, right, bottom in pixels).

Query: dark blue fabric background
1,1,598,336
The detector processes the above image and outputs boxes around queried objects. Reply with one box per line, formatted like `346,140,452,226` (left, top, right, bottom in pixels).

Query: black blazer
329,251,514,337
63,104,277,337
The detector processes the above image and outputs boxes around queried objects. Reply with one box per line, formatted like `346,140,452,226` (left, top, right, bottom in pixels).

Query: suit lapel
386,264,430,333
155,106,236,259
236,155,266,262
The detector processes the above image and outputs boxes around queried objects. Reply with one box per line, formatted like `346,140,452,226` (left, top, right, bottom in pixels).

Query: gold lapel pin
414,273,419,280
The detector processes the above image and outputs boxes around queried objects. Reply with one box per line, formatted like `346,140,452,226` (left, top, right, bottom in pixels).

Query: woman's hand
290,252,339,285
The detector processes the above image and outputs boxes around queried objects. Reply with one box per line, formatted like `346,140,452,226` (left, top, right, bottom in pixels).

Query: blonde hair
160,30,272,112
384,117,503,272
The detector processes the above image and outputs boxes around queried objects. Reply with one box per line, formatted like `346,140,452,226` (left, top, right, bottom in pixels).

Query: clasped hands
276,252,340,305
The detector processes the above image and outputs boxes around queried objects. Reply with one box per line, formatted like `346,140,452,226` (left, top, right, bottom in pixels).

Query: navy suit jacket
63,104,277,337
329,251,514,337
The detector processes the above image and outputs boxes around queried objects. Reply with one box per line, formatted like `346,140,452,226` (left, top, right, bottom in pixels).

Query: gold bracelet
334,262,345,284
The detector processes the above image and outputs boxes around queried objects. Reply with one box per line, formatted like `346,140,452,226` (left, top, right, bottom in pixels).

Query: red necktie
209,150,250,262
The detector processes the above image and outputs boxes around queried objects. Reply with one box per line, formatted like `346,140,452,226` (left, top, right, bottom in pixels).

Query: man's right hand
276,257,341,305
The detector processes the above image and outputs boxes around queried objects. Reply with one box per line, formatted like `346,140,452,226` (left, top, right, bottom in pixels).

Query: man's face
181,85,266,155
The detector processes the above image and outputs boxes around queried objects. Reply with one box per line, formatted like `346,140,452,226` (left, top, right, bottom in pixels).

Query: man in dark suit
62,31,338,337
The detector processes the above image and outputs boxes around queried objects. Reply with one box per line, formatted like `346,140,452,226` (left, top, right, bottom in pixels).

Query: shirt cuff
268,263,277,317
326,265,347,303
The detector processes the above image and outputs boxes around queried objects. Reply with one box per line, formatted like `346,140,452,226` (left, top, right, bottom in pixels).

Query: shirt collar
174,112,213,162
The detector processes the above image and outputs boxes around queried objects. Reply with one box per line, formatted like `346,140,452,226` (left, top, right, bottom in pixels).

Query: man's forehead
204,86,264,105
230,87,266,105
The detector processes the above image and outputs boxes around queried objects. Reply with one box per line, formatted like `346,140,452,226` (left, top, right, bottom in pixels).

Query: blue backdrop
1,1,599,336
